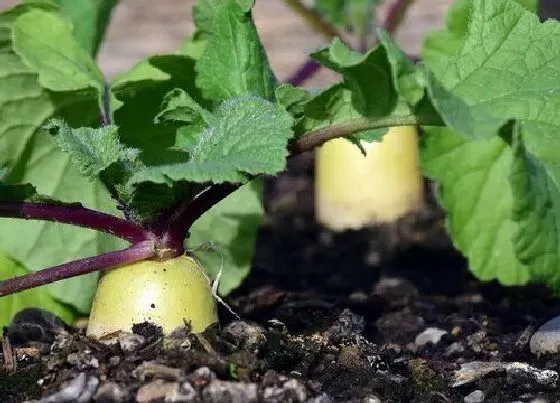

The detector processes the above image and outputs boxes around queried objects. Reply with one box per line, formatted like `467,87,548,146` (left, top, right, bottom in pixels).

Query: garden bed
2,156,560,403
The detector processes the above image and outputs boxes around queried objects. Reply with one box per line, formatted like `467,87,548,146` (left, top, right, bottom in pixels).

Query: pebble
452,361,504,387
118,332,146,353
223,321,267,354
444,342,465,357
136,379,176,403
505,362,558,389
133,361,181,382
167,381,197,402
202,380,258,403
95,382,129,402
530,316,560,355
414,327,447,346
327,309,365,343
464,390,485,403
33,373,99,403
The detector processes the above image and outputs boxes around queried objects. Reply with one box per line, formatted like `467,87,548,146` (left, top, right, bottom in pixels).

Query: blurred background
0,0,454,85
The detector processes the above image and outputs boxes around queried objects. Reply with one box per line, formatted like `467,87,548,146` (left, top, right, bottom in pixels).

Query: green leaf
27,0,119,57
188,178,263,295
44,119,140,181
154,88,215,154
0,133,126,313
51,0,118,57
0,252,76,328
298,84,388,142
111,55,204,165
0,4,122,312
110,55,209,221
195,0,277,101
193,0,222,38
420,127,530,286
311,38,397,116
129,96,294,185
422,0,560,164
509,126,560,289
13,8,104,92
377,29,424,106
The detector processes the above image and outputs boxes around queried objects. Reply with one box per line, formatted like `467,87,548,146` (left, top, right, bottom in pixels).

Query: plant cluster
0,0,557,333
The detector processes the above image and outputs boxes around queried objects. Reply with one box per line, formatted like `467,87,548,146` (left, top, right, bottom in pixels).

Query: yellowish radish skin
86,255,218,338
316,126,424,231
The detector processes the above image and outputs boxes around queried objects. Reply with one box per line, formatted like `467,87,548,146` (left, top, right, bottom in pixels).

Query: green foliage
0,252,76,328
0,4,123,313
3,0,560,316
44,120,140,181
129,96,294,185
421,0,560,290
195,0,277,101
421,126,530,286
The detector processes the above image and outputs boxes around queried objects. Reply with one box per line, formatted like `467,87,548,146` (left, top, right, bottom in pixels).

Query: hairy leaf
44,119,140,181
129,96,294,185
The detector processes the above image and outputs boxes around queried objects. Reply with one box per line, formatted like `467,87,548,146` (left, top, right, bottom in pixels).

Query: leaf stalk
0,240,156,297
0,202,151,244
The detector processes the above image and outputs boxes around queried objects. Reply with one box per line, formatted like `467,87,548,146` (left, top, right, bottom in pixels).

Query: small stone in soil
118,332,146,353
95,381,129,403
31,372,95,403
452,361,505,387
464,390,485,403
203,380,258,403
414,327,448,346
223,321,267,353
136,379,177,403
132,361,181,382
505,362,558,389
530,316,560,355
326,309,365,343
444,342,465,357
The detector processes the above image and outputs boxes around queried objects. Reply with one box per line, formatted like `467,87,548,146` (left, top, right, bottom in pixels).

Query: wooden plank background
1,0,455,85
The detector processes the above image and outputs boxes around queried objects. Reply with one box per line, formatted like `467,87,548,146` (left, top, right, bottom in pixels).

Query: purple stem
0,202,152,244
286,60,322,86
0,240,156,296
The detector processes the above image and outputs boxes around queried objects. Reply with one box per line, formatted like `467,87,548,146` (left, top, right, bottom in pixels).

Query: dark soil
3,153,560,403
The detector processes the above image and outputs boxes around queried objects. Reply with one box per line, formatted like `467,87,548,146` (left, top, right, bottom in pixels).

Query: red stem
0,202,152,244
0,241,156,296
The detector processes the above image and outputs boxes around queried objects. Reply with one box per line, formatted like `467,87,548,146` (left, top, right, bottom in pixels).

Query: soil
3,154,560,403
